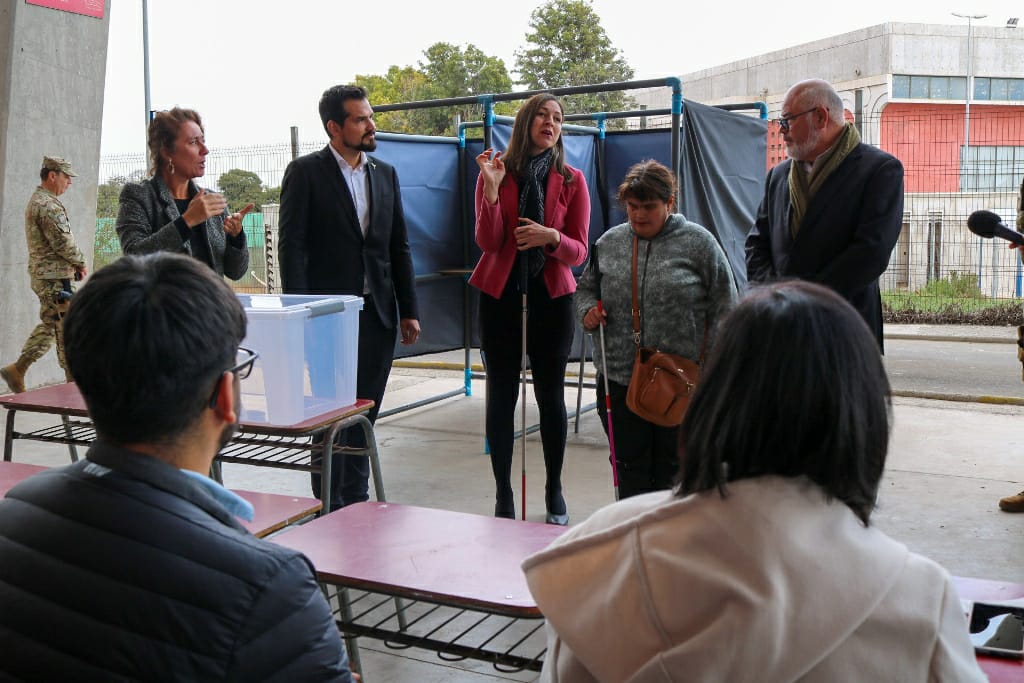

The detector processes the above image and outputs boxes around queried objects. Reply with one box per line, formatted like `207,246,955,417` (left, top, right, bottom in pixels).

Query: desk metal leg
61,415,79,463
336,586,363,676
319,421,344,511
322,414,387,506
3,410,15,462
358,415,386,504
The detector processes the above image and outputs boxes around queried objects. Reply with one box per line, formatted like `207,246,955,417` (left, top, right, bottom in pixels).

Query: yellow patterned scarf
788,123,861,237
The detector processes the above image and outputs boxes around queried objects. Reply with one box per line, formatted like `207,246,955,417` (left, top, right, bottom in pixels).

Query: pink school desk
0,383,384,506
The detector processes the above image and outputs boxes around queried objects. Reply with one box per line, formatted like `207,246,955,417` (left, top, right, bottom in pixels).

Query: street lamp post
953,11,987,289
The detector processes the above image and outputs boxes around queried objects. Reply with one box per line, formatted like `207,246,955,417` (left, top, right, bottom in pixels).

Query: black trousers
597,375,681,499
480,276,574,512
311,299,395,510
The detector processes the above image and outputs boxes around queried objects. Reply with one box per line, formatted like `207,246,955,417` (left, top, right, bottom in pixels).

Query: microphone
967,210,1024,246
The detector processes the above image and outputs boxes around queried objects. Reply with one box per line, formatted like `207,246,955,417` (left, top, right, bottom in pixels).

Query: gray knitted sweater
576,214,738,386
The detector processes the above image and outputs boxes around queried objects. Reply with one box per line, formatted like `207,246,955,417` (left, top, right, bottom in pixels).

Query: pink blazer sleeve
474,174,509,254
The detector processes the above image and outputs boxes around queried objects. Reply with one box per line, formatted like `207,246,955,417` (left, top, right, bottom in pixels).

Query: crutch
519,250,529,520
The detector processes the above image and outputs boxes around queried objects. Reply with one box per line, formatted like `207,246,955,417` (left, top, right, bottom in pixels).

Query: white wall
0,1,110,388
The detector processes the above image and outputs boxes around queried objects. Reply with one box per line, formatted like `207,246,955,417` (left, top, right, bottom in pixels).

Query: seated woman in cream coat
522,281,985,683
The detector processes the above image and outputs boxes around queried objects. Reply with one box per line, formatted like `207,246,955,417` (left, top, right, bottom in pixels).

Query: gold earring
168,159,175,176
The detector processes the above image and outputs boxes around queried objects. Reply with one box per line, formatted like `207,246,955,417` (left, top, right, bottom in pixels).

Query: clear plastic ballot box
236,294,362,425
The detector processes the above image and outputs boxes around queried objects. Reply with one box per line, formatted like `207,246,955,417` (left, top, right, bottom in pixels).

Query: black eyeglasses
208,346,259,409
774,107,818,132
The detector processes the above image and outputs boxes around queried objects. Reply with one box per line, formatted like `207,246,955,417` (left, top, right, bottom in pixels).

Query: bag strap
631,234,641,350
698,323,708,364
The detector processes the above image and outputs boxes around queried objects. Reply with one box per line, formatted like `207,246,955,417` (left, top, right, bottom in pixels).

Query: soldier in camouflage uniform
1000,178,1024,512
0,157,87,394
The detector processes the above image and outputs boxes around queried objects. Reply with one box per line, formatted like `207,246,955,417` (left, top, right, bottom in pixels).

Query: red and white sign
26,0,104,20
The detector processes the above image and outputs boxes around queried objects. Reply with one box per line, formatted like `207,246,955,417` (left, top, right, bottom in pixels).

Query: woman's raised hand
476,148,505,204
223,203,255,237
182,189,228,228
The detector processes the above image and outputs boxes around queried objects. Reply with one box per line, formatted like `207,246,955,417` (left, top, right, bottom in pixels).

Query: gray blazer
116,176,249,280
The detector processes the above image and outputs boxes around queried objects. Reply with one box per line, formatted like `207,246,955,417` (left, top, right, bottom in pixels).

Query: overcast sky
99,0,1021,157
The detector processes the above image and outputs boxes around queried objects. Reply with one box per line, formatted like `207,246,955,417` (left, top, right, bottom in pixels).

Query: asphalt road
884,338,1024,400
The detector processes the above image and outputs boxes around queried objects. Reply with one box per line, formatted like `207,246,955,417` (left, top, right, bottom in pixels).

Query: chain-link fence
95,107,1024,322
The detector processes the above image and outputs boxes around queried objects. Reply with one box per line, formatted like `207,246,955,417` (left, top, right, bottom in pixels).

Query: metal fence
96,107,1024,319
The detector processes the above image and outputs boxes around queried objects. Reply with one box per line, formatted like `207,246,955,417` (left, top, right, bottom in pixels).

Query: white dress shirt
330,145,370,237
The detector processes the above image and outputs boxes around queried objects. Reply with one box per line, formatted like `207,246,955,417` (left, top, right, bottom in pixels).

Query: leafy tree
96,176,126,218
356,65,436,135
418,43,516,134
262,185,281,206
358,43,514,136
218,168,273,211
94,171,145,268
514,0,635,123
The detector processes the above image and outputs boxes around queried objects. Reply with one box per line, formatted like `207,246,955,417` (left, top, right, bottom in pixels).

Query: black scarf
515,149,554,284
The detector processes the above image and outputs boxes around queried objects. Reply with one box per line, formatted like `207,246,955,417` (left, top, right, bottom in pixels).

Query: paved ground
3,324,1024,682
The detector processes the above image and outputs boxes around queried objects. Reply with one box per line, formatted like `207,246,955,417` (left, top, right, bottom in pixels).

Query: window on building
972,77,1024,101
974,77,990,100
910,76,930,99
893,75,968,100
960,145,1024,191
930,77,951,99
893,75,910,98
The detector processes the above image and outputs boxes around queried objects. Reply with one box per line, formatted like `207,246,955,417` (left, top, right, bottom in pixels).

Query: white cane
519,251,529,521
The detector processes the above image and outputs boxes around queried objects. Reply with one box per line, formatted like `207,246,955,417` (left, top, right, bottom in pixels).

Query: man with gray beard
745,79,904,351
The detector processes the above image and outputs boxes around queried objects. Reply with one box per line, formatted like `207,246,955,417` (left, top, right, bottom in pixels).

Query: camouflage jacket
25,186,84,280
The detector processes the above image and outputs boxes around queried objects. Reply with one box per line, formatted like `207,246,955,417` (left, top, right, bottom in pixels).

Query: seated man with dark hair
0,253,352,681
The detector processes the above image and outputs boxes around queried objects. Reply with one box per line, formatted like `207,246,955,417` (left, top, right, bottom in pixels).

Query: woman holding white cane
470,93,590,523
577,160,736,499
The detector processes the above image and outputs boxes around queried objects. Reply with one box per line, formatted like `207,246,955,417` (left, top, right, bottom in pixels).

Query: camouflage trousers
19,278,71,375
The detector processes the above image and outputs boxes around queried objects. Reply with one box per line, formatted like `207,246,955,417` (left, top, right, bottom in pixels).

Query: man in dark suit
745,79,903,350
279,84,420,510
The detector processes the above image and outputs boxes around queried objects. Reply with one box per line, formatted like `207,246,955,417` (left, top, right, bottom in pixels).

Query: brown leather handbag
625,235,706,427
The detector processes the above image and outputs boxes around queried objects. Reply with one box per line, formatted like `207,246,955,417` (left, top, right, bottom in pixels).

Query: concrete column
0,1,110,389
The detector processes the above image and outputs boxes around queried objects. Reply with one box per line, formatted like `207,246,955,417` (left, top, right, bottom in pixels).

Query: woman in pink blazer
469,93,590,524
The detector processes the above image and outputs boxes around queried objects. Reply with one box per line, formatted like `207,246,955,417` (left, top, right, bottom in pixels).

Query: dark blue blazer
745,143,904,349
278,146,418,329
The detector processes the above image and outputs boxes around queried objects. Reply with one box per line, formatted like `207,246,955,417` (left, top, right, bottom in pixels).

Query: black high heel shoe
495,488,515,519
545,488,569,526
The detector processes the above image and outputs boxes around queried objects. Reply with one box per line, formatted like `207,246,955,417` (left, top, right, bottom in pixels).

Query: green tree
356,65,436,135
96,176,126,218
418,43,515,134
218,168,271,211
357,43,513,136
262,185,281,205
514,0,635,123
94,170,146,268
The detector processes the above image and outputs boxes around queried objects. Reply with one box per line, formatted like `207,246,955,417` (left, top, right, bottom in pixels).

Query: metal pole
142,0,151,149
290,126,300,161
954,12,986,288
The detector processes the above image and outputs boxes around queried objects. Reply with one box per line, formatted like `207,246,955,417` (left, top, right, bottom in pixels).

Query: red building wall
880,104,1024,192
766,104,1024,193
